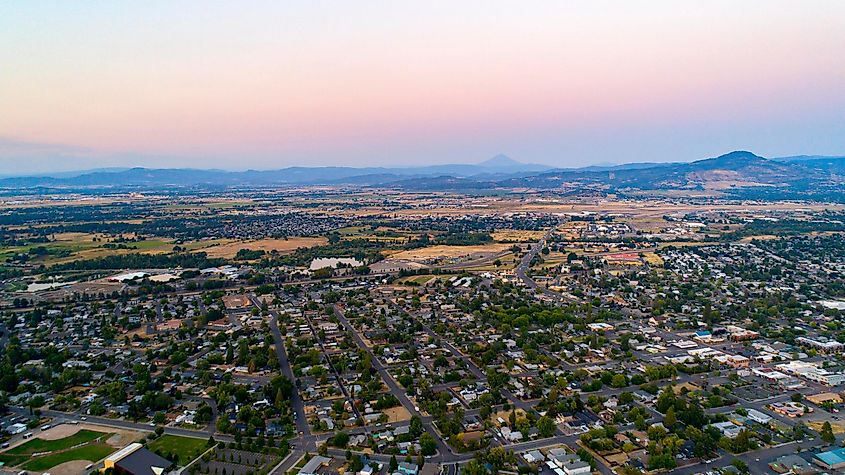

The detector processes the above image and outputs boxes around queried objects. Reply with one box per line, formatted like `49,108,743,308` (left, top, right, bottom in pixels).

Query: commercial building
103,443,171,475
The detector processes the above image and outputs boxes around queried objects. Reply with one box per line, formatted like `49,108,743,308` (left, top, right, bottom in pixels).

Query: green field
5,429,108,455
0,453,29,467
21,443,115,471
146,435,208,465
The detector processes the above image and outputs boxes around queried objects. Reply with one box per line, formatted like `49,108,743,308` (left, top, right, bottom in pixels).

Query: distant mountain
2,151,845,200
775,155,845,162
0,154,551,188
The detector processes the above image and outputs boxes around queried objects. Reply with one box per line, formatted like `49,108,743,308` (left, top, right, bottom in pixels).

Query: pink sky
1,1,844,173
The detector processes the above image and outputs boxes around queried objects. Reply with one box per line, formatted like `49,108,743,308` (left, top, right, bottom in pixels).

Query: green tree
537,416,556,438
821,421,836,444
419,433,437,456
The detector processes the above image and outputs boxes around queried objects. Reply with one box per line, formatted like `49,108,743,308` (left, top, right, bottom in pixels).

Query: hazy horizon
2,1,845,175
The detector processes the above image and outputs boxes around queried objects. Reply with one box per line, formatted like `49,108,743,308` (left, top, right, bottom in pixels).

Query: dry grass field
192,237,327,259
388,244,510,261
492,229,546,242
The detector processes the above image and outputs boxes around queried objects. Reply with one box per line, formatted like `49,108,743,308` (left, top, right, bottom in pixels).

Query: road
249,295,312,440
8,406,230,443
332,303,455,459
513,230,574,303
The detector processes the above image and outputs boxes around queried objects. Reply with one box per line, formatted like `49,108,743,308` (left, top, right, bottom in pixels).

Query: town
2,191,845,475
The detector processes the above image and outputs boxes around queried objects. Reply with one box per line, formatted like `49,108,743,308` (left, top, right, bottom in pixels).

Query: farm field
0,232,174,265
491,229,546,242
387,244,510,262
192,237,328,259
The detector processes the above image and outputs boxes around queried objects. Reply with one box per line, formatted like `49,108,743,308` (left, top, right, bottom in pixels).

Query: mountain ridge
3,151,845,200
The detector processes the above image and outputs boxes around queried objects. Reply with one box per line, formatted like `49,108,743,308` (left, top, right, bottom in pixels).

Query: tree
389,455,398,472
153,411,166,424
821,421,836,444
731,459,749,474
663,407,677,429
611,374,628,388
331,431,350,448
462,459,487,475
537,416,556,438
419,433,437,456
409,415,423,437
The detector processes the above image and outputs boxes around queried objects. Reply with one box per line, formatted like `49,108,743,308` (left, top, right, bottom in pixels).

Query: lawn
0,453,29,467
146,435,208,465
21,443,115,471
6,429,109,455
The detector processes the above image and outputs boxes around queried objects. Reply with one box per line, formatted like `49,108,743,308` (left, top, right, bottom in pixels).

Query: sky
1,1,845,175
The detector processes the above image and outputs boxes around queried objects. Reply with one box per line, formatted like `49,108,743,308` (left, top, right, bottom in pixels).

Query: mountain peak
692,150,768,169
479,154,522,167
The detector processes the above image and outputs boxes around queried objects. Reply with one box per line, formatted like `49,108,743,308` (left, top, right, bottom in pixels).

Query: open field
192,237,328,259
21,443,115,471
0,232,174,265
5,429,108,454
397,274,439,286
383,405,411,423
491,229,546,242
387,244,510,262
336,226,410,242
147,434,208,465
0,428,114,470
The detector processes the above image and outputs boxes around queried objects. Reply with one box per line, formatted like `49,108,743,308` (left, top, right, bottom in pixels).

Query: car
80,416,87,420
1,442,9,448
40,425,51,431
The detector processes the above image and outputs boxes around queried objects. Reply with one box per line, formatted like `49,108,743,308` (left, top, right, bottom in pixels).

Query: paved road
333,304,455,459
513,230,574,303
669,438,821,474
250,295,312,440
8,406,231,443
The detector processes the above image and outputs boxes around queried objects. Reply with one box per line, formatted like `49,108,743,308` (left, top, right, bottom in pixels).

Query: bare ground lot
40,423,143,447
382,406,411,423
49,459,92,475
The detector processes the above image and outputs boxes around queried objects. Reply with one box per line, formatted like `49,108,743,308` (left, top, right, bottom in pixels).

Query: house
746,408,772,425
547,451,591,475
712,421,742,438
104,443,171,475
398,462,419,475
523,450,544,463
769,454,815,474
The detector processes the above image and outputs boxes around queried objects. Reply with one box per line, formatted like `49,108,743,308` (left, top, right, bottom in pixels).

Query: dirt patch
47,459,93,475
382,406,411,423
200,237,327,259
39,423,82,440
79,423,144,447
